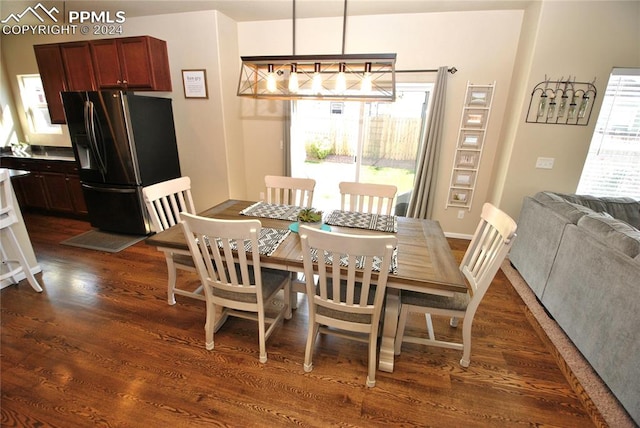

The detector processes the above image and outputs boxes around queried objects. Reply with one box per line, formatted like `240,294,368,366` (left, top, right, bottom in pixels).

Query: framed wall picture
453,170,476,187
449,188,472,206
465,86,493,106
456,150,479,169
182,69,208,99
462,109,486,127
458,130,484,149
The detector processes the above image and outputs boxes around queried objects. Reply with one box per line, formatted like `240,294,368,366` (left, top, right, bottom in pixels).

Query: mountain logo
1,2,59,24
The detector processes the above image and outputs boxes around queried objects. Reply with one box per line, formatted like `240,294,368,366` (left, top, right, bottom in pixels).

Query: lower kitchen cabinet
0,157,88,217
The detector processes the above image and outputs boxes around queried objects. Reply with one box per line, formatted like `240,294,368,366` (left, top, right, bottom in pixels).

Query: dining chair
264,175,316,309
394,202,517,367
299,225,397,387
339,181,398,215
142,176,203,305
180,213,291,363
0,169,43,292
264,175,316,208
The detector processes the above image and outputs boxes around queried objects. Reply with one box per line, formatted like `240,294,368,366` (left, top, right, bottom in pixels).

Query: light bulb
335,63,347,93
361,62,372,93
312,63,322,94
288,63,298,93
266,64,277,93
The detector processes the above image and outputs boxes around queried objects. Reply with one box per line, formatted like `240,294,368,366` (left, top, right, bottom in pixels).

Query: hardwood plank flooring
1,214,596,427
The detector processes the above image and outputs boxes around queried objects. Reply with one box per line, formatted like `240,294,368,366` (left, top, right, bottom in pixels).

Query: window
576,68,640,199
17,74,61,135
291,84,432,210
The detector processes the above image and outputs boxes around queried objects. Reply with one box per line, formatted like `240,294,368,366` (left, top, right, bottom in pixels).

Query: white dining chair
264,175,316,309
339,181,398,215
142,176,203,305
0,169,43,292
180,213,291,363
394,203,517,367
264,175,315,208
299,225,397,387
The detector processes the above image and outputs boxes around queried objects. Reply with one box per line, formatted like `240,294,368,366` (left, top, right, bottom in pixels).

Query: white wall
1,10,240,212
238,10,524,234
494,0,640,219
2,1,639,234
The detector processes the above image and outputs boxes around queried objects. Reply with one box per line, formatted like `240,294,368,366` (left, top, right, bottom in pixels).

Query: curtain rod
396,67,458,74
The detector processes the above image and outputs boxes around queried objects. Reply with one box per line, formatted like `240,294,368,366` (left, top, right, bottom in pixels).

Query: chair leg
304,322,319,372
460,317,472,368
204,299,216,351
284,278,292,320
6,227,42,293
258,310,267,363
165,255,177,305
366,332,378,387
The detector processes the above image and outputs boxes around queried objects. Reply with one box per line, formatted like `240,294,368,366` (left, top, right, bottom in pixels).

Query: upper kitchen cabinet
33,36,171,124
33,44,68,124
90,36,172,91
59,42,97,90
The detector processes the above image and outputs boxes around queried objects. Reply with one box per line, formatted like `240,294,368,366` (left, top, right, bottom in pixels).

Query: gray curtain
283,101,293,176
406,66,449,219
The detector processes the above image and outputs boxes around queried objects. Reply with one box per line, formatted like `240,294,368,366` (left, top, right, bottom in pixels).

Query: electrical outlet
536,157,555,169
457,210,465,219
259,192,265,201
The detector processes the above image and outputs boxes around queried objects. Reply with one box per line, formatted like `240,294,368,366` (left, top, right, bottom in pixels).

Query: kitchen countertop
0,146,76,162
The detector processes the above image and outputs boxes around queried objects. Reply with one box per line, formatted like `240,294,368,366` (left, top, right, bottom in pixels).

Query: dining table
145,199,467,373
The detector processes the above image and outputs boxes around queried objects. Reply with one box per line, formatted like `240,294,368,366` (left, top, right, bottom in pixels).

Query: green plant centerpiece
297,208,324,228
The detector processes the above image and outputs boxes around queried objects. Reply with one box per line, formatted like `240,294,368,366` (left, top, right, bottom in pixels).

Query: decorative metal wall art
526,76,597,125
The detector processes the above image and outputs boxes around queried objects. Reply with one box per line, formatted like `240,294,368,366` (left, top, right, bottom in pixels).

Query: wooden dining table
145,199,467,373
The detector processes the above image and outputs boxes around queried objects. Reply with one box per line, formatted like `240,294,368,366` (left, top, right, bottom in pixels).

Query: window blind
576,68,640,199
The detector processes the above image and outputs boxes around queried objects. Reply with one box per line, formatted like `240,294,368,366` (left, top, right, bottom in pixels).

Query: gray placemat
324,210,398,233
240,201,304,221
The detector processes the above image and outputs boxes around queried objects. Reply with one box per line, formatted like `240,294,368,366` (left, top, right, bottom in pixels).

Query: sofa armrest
509,196,572,297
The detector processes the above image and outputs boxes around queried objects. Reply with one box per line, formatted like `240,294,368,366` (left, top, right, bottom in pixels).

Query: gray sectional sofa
509,191,640,425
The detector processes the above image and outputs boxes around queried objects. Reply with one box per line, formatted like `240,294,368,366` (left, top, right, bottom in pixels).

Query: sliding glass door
291,84,432,211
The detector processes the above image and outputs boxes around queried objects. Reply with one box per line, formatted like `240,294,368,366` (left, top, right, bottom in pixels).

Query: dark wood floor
1,213,598,427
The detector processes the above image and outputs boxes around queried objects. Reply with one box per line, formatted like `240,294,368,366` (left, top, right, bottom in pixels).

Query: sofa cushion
577,213,640,258
547,193,640,229
533,192,595,224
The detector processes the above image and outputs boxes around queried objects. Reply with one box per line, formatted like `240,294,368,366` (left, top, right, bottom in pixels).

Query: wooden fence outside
303,116,422,161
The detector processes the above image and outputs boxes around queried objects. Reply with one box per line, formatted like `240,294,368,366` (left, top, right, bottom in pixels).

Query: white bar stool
0,169,43,292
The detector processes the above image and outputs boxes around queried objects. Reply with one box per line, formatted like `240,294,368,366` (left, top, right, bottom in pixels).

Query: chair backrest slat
143,177,196,233
339,182,397,215
265,175,316,208
461,203,517,298
181,213,263,299
300,225,397,316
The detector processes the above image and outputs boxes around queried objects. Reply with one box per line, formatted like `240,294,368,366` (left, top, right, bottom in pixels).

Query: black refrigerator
61,91,181,235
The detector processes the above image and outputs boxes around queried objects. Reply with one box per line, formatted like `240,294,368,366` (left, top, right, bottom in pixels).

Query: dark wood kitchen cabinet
33,44,68,124
0,157,87,217
33,36,171,124
59,42,97,90
90,36,172,91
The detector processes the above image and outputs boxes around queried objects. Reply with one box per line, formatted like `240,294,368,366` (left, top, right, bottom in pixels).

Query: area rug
502,259,636,428
61,229,147,253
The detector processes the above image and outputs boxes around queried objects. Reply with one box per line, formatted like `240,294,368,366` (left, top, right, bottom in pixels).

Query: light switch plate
536,157,555,169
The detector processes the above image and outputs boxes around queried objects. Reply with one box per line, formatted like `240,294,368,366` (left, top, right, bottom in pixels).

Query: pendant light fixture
237,0,397,101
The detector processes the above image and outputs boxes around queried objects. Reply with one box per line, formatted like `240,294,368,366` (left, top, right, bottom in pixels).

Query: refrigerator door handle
84,100,108,177
81,183,137,194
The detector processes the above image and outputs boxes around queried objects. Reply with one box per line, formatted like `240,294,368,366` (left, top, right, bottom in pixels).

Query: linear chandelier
237,0,397,102
237,54,396,101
